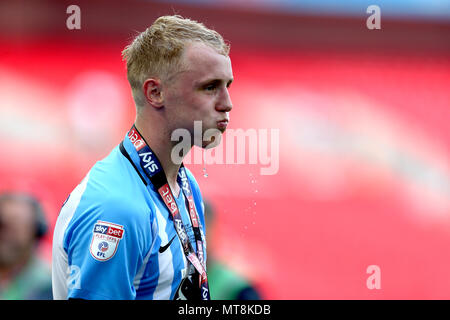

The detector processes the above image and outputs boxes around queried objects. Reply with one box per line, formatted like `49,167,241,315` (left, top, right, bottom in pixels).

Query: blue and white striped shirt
52,132,207,300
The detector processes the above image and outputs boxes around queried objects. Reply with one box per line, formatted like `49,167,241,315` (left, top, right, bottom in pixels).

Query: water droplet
254,189,258,193
244,225,248,230
202,167,208,178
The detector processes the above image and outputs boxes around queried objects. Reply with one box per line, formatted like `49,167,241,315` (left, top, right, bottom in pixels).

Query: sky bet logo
178,170,192,196
90,221,124,262
128,126,161,175
139,151,160,173
94,223,124,239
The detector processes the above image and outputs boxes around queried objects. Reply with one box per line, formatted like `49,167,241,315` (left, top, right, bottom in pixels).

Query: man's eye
204,85,216,91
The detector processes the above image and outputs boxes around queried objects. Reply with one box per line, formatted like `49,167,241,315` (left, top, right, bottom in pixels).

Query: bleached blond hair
122,15,230,107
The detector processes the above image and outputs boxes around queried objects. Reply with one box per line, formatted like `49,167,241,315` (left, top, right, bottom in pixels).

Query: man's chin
201,131,223,149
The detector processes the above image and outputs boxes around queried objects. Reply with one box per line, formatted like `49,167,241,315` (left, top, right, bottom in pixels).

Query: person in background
204,200,262,300
0,192,52,300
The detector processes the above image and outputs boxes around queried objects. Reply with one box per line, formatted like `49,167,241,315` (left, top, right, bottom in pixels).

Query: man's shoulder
69,146,151,223
90,145,130,181
86,145,144,197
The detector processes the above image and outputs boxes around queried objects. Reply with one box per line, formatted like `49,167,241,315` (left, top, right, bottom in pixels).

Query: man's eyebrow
198,78,234,86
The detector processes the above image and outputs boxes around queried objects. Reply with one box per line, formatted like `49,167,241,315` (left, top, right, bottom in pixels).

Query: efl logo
90,221,125,261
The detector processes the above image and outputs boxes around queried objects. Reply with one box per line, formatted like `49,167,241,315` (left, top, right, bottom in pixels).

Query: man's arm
64,195,152,300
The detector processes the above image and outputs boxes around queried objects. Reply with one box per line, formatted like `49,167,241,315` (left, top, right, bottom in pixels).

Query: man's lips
216,120,228,130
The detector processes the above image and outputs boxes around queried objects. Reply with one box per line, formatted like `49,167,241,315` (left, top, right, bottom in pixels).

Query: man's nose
216,88,233,113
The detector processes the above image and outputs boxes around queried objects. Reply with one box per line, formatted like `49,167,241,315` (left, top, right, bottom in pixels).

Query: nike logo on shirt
159,236,176,253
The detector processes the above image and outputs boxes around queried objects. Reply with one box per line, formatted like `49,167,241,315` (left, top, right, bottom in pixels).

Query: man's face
163,42,233,148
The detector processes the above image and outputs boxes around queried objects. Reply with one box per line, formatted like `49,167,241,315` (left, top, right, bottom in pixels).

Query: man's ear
143,78,164,108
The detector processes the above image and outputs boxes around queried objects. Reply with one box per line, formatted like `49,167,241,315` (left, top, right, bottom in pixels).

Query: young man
52,15,233,300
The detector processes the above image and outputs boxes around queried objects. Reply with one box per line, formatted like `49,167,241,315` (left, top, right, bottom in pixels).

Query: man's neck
134,118,185,198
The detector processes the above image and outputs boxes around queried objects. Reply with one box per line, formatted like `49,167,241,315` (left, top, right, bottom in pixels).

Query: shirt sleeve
64,194,152,300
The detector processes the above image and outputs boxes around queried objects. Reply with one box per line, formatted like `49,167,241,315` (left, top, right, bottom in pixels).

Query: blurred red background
0,0,449,299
